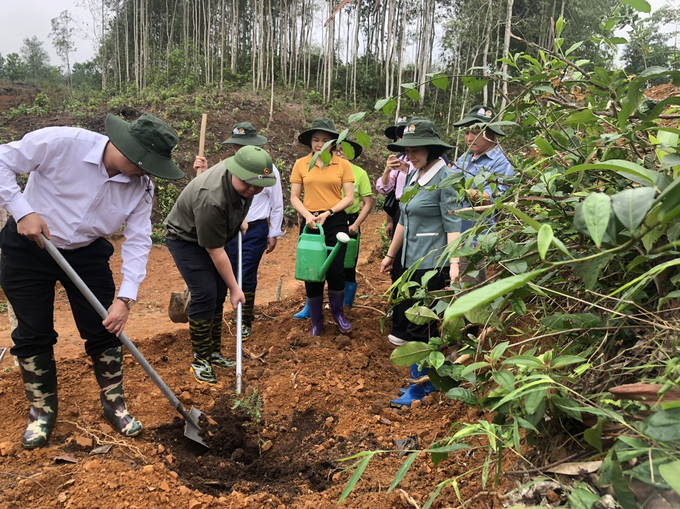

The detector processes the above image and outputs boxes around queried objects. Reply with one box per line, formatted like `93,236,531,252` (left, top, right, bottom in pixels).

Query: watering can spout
318,232,350,279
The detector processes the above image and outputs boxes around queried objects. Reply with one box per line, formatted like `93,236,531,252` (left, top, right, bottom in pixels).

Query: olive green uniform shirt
164,160,250,249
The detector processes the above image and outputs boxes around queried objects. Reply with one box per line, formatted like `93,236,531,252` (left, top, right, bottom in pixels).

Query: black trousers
392,266,449,343
299,211,349,298
0,218,119,358
166,238,228,321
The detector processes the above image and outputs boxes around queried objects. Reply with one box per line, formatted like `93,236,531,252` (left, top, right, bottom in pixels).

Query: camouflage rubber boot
240,291,256,339
209,313,235,368
190,317,218,382
17,352,58,449
91,346,143,437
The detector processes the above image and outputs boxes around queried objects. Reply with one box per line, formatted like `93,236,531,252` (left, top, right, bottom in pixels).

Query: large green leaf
581,193,612,248
347,111,366,124
390,342,431,366
610,451,639,509
431,74,449,91
659,460,680,494
355,130,371,149
564,109,598,126
461,76,489,93
443,270,546,323
621,0,651,12
565,160,659,187
405,305,439,325
537,224,553,260
639,407,680,441
611,187,656,233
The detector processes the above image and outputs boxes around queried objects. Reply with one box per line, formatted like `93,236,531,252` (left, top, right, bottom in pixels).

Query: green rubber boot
18,352,58,449
190,317,217,383
92,346,143,437
209,314,235,369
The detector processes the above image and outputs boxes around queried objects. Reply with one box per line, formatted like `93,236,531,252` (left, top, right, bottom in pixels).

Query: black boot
91,346,143,437
17,352,58,449
210,313,235,368
190,317,217,383
241,291,256,339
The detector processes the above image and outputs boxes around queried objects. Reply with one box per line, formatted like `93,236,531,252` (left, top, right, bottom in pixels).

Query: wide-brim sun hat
384,115,411,141
298,117,340,148
222,121,268,146
227,145,277,187
387,118,453,152
452,105,506,137
338,139,363,160
105,113,184,180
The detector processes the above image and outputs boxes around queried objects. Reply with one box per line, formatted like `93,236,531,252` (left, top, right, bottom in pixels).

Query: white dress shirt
245,164,284,238
0,126,153,300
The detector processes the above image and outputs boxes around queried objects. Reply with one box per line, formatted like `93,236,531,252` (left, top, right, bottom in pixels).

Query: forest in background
0,0,678,132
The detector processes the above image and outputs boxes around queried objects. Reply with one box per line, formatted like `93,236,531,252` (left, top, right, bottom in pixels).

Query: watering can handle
301,223,324,236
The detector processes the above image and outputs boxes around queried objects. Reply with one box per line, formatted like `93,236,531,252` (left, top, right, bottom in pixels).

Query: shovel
41,235,208,447
235,231,243,395
168,113,208,323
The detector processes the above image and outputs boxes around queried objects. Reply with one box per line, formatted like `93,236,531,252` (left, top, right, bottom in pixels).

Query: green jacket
398,160,461,269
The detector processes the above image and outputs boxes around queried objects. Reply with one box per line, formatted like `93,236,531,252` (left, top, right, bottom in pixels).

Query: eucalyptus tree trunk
482,0,494,104
231,1,238,73
351,2,360,105
501,0,515,110
394,0,406,120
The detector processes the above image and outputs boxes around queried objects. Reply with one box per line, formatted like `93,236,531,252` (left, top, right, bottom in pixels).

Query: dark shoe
293,299,310,319
18,352,58,449
399,383,438,396
308,296,324,336
228,319,251,340
328,290,351,332
191,354,217,384
344,282,358,309
391,364,427,407
92,347,143,437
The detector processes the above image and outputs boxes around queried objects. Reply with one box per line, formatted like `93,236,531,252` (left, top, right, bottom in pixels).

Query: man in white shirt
0,113,183,449
193,122,284,341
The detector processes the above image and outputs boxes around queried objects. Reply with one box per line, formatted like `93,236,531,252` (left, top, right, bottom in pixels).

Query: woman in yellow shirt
290,118,355,335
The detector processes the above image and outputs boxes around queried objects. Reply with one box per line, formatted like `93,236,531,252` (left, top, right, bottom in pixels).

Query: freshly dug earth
0,213,513,508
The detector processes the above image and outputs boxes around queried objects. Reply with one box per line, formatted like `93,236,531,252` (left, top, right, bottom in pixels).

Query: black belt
248,218,268,225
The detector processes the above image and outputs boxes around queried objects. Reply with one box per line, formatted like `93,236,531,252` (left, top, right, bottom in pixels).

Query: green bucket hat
337,139,363,160
298,117,340,148
226,145,276,187
105,113,184,180
452,105,506,137
384,115,411,141
222,122,268,146
386,119,453,152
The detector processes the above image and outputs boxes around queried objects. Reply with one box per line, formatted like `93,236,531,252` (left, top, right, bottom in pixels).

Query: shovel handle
41,235,201,430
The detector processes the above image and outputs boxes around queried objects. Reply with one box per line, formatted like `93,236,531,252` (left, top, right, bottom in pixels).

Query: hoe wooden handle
197,113,208,174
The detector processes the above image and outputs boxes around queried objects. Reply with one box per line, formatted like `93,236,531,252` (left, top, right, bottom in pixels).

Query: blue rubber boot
293,299,310,319
391,364,427,407
344,282,358,309
399,382,438,396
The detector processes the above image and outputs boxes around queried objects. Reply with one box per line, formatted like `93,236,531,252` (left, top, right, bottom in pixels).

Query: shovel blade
168,287,191,323
184,406,208,447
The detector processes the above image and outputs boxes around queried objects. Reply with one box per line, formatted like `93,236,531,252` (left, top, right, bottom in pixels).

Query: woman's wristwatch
326,209,335,216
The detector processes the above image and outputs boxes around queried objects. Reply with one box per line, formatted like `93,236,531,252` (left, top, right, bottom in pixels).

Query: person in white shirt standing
0,113,183,449
193,122,284,341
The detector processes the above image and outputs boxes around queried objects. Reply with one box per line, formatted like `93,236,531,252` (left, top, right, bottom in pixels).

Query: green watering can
295,224,350,282
343,233,360,269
